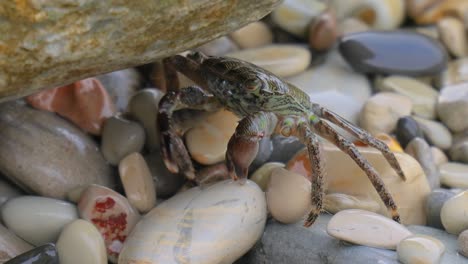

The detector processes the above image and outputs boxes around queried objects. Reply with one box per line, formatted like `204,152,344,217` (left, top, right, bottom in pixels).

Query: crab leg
226,112,278,182
313,120,401,222
158,85,221,180
295,122,325,227
313,104,406,181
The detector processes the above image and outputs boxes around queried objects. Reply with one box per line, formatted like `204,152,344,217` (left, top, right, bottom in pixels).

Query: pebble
78,185,140,263
359,92,412,135
395,116,425,148
414,25,439,39
441,190,468,234
0,224,32,263
250,162,285,191
413,116,452,150
0,102,114,199
96,68,141,112
26,78,116,135
406,0,468,25
397,235,445,264
229,22,273,49
437,82,468,133
1,196,78,246
101,115,145,165
127,89,164,152
439,162,468,189
287,143,430,225
0,178,22,206
439,58,468,87
339,31,447,76
195,36,239,56
437,17,466,58
287,51,371,105
119,180,266,264
266,167,311,224
450,134,468,163
431,146,449,167
56,219,107,264
426,189,458,230
226,45,311,77
271,0,327,37
119,152,156,213
324,193,381,214
458,230,468,258
308,8,337,51
376,75,439,119
327,209,412,250
405,137,440,189
338,17,369,35
186,110,239,165
331,0,405,29
144,152,185,198
4,244,58,264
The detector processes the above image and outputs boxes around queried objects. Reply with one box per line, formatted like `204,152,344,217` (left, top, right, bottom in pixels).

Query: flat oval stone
119,180,266,264
5,244,58,264
0,224,33,263
1,196,78,246
78,185,140,263
339,31,447,76
397,235,445,264
327,209,412,250
440,163,468,189
266,167,311,224
119,152,156,213
413,116,452,150
226,45,311,77
57,219,107,264
441,191,468,235
0,101,114,199
229,21,273,49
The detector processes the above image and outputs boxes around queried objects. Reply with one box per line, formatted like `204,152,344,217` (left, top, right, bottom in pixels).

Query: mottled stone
1,196,78,246
441,191,468,234
56,219,107,264
397,235,445,264
0,0,281,101
437,83,468,133
0,224,32,264
266,168,311,224
359,92,412,135
78,185,140,263
413,116,452,150
4,244,58,264
26,78,117,135
0,102,114,199
327,209,412,250
339,31,447,76
119,180,266,264
127,89,163,151
405,137,440,189
226,45,311,77
96,69,142,112
426,189,458,230
119,152,156,213
101,115,145,165
230,22,273,49
376,76,439,119
395,116,424,148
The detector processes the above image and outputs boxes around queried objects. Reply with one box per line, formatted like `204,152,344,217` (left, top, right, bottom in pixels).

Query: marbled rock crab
157,52,406,227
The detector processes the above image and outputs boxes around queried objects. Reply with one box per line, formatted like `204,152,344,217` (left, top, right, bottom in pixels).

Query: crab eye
245,78,261,91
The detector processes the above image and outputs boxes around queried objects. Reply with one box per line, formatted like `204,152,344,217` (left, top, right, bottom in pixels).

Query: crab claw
226,135,259,184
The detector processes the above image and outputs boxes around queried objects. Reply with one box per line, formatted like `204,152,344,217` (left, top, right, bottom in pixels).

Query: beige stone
441,190,468,234
186,110,239,165
0,224,32,264
287,143,431,225
327,209,412,250
324,193,381,214
431,146,448,167
119,152,156,213
397,235,445,264
57,219,107,264
226,45,311,77
0,0,281,101
440,162,468,189
230,22,273,49
250,162,285,191
440,58,468,87
266,168,311,224
437,17,466,58
338,17,370,35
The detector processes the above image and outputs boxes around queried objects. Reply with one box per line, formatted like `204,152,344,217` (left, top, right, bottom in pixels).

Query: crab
157,51,406,227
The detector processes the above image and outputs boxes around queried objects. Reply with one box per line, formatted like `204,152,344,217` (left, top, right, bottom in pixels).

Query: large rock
0,0,280,101
0,101,114,198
